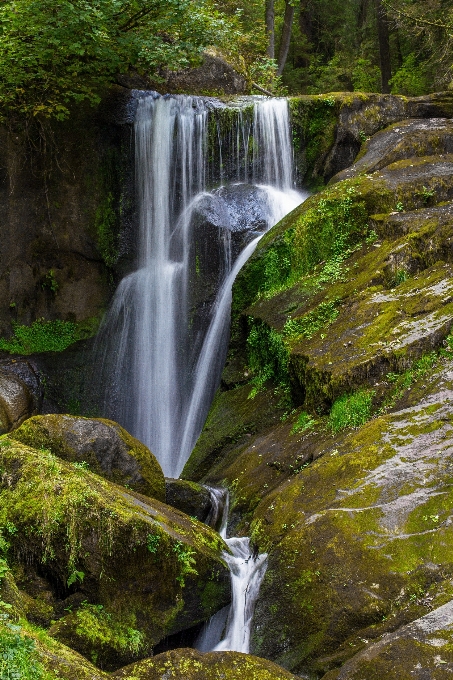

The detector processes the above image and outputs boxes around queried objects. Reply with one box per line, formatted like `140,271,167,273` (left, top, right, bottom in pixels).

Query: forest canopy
1,0,453,122
0,0,235,120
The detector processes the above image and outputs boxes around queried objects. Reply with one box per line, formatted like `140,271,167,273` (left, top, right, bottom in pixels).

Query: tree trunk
265,0,275,60
376,0,392,93
277,1,296,75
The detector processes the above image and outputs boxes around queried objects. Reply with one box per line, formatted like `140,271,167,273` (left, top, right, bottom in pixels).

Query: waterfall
196,488,268,654
97,93,307,478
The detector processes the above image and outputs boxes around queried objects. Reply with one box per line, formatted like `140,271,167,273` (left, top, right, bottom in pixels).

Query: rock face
183,115,453,677
0,436,230,670
290,92,453,185
164,53,248,95
10,414,166,501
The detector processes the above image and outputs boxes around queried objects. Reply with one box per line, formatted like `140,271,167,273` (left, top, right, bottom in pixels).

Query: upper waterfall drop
98,93,307,478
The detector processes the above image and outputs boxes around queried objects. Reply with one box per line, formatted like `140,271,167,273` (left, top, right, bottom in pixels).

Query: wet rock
322,600,453,679
165,478,212,523
197,360,453,676
182,383,287,482
331,118,453,183
0,369,38,434
113,648,299,679
0,437,230,669
10,414,166,501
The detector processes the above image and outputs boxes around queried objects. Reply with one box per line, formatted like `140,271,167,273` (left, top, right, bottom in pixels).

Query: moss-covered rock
331,118,453,184
322,600,453,679
289,91,453,186
165,479,212,524
0,437,230,669
182,383,287,482
113,648,299,679
199,358,453,676
10,415,165,501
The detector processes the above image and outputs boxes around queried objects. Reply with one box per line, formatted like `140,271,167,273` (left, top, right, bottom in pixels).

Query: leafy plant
41,270,58,294
146,534,160,555
329,390,375,432
172,541,198,587
246,320,289,397
391,268,409,287
0,617,50,680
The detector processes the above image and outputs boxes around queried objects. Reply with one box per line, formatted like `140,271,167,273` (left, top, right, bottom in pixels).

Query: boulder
195,358,453,676
0,368,39,434
165,479,212,524
322,600,453,679
10,414,165,501
289,91,453,185
0,438,230,669
113,648,299,679
330,118,453,183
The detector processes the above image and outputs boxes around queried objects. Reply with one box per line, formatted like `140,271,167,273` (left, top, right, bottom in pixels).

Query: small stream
196,487,268,654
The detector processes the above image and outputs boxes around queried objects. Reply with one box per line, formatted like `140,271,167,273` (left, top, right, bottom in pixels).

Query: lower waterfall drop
196,488,268,654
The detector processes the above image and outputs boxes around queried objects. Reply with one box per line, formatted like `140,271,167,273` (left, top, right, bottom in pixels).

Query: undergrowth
328,390,375,432
0,317,99,354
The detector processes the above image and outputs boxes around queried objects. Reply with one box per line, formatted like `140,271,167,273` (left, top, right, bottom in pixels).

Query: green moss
0,317,100,354
95,192,118,268
247,319,290,396
328,390,375,432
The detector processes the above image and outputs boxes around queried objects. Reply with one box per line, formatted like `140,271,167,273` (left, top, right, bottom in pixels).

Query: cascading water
98,93,307,478
196,488,268,654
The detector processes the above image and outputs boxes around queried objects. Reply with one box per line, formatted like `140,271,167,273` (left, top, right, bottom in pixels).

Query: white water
196,488,268,654
98,94,307,478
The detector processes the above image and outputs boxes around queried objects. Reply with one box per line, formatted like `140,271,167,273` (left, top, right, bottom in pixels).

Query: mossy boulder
10,414,165,501
331,118,453,184
322,600,453,679
165,479,212,524
0,437,230,669
113,648,299,679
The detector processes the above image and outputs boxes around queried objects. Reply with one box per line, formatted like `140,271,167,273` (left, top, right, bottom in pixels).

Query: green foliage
0,0,234,121
381,350,440,411
67,569,84,588
390,268,409,288
172,541,198,587
293,185,368,277
0,613,52,680
41,270,58,295
0,318,95,354
283,300,340,341
390,53,429,97
291,412,316,435
329,390,375,432
146,533,160,554
246,320,290,397
74,602,145,656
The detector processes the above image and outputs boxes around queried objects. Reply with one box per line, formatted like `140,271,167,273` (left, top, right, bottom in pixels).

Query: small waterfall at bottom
196,487,268,654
